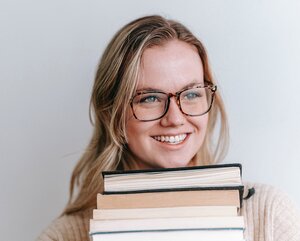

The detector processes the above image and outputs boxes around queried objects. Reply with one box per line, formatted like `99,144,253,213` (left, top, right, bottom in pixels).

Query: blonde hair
63,15,229,215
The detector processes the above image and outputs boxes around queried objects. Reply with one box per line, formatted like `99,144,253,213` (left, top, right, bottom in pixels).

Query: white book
90,216,244,233
91,229,245,241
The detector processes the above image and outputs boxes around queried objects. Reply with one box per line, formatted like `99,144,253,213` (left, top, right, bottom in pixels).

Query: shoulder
243,182,298,209
36,209,91,241
242,182,300,241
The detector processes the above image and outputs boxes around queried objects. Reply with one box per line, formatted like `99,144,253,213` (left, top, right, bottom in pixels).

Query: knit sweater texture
37,182,300,241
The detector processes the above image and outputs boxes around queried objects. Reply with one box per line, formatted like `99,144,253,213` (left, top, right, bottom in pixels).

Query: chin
136,155,193,170
158,158,192,169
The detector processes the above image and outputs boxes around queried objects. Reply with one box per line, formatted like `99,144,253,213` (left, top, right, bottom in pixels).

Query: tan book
93,205,238,220
97,189,240,209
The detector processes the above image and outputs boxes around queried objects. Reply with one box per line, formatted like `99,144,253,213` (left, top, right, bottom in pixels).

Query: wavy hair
63,15,229,215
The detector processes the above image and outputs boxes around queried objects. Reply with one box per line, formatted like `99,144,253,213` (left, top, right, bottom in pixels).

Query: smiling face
126,40,208,169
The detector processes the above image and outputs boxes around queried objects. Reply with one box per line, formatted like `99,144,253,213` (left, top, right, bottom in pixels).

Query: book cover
102,163,242,177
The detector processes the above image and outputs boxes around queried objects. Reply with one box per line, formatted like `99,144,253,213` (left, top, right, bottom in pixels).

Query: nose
160,97,186,127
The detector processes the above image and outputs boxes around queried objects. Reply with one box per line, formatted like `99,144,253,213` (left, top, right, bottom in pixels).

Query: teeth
153,134,187,144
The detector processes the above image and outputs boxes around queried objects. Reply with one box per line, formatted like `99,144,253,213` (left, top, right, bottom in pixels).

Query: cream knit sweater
37,183,300,241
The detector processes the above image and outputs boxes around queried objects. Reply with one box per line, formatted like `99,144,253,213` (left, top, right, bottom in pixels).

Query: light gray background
1,1,300,240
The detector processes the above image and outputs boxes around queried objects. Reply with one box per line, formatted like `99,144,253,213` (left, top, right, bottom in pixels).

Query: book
102,163,242,194
90,163,246,240
91,229,245,241
92,205,238,220
89,216,245,233
97,188,241,209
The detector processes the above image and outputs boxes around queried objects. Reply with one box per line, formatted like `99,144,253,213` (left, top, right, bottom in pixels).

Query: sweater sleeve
272,189,300,241
242,182,300,241
36,210,91,241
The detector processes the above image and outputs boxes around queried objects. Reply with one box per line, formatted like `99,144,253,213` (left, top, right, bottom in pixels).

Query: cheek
201,115,209,132
125,118,152,145
126,120,139,145
125,109,139,142
190,114,209,133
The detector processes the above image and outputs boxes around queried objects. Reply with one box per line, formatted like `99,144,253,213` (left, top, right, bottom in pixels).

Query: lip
151,132,191,137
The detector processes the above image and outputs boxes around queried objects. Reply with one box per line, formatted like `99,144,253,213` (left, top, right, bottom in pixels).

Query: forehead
138,40,204,92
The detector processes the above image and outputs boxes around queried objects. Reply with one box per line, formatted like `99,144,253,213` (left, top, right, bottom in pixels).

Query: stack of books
90,163,246,241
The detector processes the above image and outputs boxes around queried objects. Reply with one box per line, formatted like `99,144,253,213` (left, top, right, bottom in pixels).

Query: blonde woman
37,15,300,241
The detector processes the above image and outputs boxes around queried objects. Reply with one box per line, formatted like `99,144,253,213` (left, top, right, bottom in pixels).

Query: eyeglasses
130,83,217,122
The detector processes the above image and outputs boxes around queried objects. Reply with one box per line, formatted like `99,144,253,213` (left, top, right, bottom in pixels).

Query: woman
37,15,300,241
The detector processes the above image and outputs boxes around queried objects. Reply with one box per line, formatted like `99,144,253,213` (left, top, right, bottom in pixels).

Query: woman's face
126,40,208,169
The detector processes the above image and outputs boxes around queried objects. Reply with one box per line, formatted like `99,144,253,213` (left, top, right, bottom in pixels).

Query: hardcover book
90,216,245,233
97,188,241,209
102,163,243,194
91,229,245,241
92,205,238,220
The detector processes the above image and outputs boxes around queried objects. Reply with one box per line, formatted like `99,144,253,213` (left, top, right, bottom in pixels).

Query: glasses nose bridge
166,92,182,110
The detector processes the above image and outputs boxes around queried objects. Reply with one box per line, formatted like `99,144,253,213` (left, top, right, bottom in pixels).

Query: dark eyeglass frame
130,82,217,122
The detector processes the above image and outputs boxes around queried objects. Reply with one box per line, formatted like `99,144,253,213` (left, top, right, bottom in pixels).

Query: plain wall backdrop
1,1,300,240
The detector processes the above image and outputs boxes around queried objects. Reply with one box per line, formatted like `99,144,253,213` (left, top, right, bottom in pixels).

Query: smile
152,134,187,145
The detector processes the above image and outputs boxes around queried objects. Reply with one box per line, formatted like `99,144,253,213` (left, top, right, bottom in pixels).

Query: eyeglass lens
131,86,214,121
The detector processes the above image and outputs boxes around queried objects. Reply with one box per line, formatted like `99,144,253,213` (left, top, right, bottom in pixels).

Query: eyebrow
136,80,204,93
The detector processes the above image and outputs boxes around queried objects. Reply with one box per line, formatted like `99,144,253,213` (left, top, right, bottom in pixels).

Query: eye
140,95,160,103
182,91,202,100
133,93,163,105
